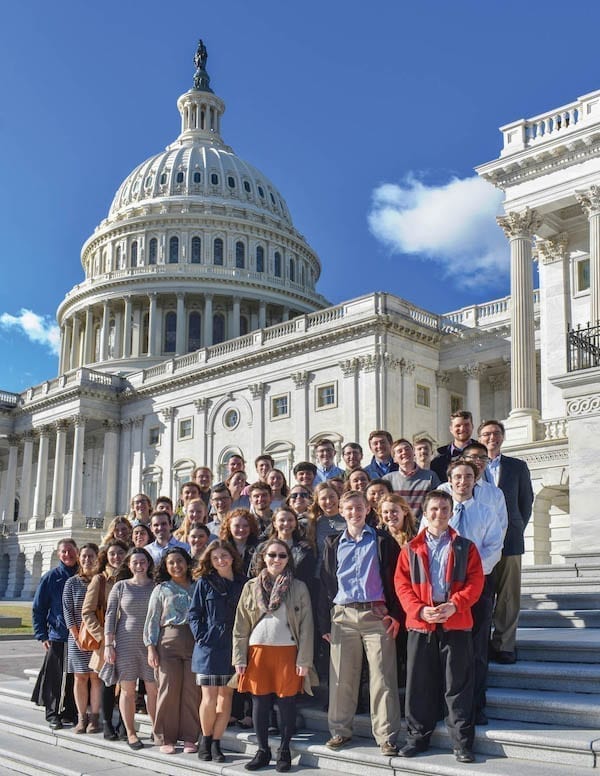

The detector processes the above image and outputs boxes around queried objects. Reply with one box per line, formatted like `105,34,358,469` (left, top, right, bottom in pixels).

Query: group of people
32,411,532,766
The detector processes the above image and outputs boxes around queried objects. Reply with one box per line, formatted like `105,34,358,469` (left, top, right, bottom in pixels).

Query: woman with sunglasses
285,485,313,524
233,539,315,772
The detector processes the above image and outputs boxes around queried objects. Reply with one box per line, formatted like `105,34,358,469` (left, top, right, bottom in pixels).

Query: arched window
235,241,245,269
289,257,295,282
188,311,201,351
176,171,184,183
169,236,179,264
274,251,282,277
214,238,224,266
193,171,201,183
191,236,202,263
164,311,177,353
149,238,158,265
256,246,264,273
115,245,122,269
213,313,225,344
130,240,138,267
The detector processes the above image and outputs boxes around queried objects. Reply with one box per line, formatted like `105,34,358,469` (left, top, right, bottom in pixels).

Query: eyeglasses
266,552,288,560
289,492,310,499
464,454,490,462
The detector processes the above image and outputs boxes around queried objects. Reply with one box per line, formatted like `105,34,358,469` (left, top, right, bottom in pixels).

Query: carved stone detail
536,233,569,265
339,358,359,376
399,358,415,375
360,354,380,373
497,208,542,239
161,407,175,421
460,362,483,379
566,395,600,417
575,186,600,218
194,398,212,413
291,372,311,388
248,382,265,398
103,419,121,433
435,370,450,387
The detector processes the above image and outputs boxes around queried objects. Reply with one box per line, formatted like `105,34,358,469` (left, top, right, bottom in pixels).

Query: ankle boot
211,739,225,762
276,747,291,772
198,734,213,761
86,713,101,734
103,721,118,740
74,713,88,734
245,748,272,771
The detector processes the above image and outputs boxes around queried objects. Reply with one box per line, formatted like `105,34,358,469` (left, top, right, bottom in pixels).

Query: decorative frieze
566,395,600,417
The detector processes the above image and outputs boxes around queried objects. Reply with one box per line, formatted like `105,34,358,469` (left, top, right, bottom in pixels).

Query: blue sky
1,0,599,392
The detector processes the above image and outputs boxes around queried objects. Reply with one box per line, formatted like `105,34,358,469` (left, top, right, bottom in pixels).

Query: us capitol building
1,42,599,597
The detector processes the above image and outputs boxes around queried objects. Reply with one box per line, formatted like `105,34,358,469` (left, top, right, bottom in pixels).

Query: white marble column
203,294,213,347
32,427,51,520
113,306,123,359
20,431,34,522
460,362,483,430
339,360,359,444
148,293,158,356
176,293,186,354
497,208,541,440
70,315,81,370
123,296,132,358
435,371,451,442
65,416,86,525
232,296,241,339
575,186,600,324
48,420,68,526
99,301,110,361
291,373,311,460
248,383,266,457
61,321,73,374
130,417,143,496
84,308,94,365
258,300,266,329
193,399,211,466
160,408,175,498
101,420,120,519
1,436,18,525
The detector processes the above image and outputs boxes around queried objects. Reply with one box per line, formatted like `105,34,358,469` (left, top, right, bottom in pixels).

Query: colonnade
59,292,298,373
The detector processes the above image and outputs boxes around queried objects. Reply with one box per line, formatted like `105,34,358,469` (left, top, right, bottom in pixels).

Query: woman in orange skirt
232,539,315,772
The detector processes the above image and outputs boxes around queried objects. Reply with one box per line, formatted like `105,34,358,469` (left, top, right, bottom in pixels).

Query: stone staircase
0,561,598,774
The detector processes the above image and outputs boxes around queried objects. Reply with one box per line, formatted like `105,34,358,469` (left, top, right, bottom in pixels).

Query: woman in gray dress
62,542,101,734
104,547,157,750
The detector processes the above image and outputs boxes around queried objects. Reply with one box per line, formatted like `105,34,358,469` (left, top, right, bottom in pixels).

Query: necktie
454,502,465,534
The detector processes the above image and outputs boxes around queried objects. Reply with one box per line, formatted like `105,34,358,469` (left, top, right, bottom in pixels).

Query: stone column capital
248,382,265,398
6,434,19,447
36,424,53,438
399,358,415,376
194,398,212,413
497,208,542,239
575,186,600,218
71,415,87,428
360,354,381,373
161,407,176,421
535,233,569,264
103,419,121,433
339,358,359,376
460,362,484,379
54,419,70,433
435,370,450,387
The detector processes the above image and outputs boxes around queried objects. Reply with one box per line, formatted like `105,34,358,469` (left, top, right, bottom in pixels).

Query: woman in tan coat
81,539,128,740
232,539,315,772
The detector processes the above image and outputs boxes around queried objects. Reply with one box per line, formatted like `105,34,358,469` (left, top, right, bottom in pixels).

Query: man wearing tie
478,420,533,665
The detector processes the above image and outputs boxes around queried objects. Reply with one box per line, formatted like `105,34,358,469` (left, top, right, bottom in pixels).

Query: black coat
430,439,477,483
495,455,534,556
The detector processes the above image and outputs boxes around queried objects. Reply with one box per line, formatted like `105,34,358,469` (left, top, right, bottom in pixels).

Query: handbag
78,575,106,651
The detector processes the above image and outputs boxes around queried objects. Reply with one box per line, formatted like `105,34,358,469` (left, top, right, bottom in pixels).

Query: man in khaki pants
319,491,402,757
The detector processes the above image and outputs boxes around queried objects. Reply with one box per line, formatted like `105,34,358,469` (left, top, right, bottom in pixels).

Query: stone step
515,628,600,663
520,592,600,610
1,696,599,776
521,578,600,595
518,608,600,628
488,659,600,694
522,564,579,580
486,687,600,728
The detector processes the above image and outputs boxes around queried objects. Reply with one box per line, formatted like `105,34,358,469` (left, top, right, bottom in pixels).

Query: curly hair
193,539,243,579
96,539,130,573
114,546,154,582
154,547,193,583
100,516,132,548
219,509,259,541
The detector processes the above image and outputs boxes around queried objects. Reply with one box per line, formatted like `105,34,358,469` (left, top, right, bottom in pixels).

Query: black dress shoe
398,743,425,757
245,748,272,771
454,747,475,763
495,650,517,664
128,738,144,750
276,747,291,772
48,718,63,730
475,709,488,725
103,722,118,740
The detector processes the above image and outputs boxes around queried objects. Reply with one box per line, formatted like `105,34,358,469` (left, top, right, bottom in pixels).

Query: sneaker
325,735,351,750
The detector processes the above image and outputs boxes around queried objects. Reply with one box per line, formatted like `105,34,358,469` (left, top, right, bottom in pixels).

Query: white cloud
367,174,506,288
0,309,60,355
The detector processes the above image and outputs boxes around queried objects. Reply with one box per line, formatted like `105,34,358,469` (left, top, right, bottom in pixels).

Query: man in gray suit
478,420,534,664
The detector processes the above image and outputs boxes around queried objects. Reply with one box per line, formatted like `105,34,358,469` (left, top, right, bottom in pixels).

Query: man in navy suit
478,420,534,664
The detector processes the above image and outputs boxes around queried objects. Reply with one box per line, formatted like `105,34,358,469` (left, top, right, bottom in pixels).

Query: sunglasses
289,492,310,499
266,552,288,560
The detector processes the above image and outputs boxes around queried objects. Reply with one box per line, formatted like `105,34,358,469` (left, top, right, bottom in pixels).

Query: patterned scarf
256,567,292,614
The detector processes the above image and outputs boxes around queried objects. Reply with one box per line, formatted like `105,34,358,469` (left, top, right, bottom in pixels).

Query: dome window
169,236,179,264
289,257,295,282
164,311,177,354
131,241,138,268
270,192,276,205
256,246,264,273
235,241,245,269
160,173,168,185
188,311,201,351
243,181,251,193
193,172,201,183
228,176,236,188
213,237,224,266
176,171,185,183
274,251,282,278
149,238,158,265
258,185,265,198
211,173,219,185
145,175,153,188
191,236,202,264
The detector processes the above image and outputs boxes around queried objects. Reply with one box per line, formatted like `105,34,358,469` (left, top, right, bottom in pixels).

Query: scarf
256,567,292,614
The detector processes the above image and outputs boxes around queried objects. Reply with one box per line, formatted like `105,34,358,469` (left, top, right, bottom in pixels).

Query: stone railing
538,417,568,441
21,368,123,405
0,390,19,407
444,290,539,328
500,90,600,156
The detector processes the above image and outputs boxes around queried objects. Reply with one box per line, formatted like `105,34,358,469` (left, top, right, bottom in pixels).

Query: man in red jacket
395,490,484,764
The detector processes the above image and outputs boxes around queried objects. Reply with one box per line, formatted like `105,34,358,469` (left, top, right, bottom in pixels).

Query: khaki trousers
154,625,200,745
491,554,522,653
328,604,400,745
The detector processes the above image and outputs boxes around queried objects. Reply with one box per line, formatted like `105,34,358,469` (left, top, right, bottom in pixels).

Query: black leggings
252,694,296,750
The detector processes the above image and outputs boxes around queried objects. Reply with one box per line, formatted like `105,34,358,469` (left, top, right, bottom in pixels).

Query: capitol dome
56,41,328,376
